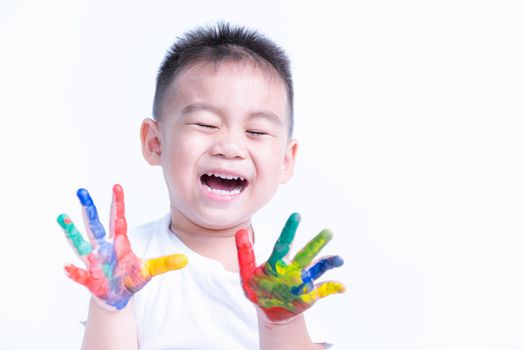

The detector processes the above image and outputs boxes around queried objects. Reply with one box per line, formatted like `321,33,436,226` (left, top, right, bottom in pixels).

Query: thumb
142,254,188,277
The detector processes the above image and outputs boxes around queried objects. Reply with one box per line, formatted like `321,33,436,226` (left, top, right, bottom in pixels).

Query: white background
1,0,523,349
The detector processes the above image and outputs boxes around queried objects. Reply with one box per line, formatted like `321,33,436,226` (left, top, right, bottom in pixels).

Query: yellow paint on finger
300,281,346,304
142,254,188,277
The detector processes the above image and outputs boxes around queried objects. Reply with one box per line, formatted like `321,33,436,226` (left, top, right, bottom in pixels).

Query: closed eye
246,130,269,137
193,123,218,129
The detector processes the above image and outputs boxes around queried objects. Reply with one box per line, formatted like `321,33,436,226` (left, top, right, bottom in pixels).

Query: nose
210,129,248,160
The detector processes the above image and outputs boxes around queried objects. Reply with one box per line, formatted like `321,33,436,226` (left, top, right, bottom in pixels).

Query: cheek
164,134,207,166
181,132,212,152
254,144,287,177
161,141,197,188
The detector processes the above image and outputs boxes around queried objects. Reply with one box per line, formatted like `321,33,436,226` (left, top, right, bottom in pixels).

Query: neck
168,207,254,272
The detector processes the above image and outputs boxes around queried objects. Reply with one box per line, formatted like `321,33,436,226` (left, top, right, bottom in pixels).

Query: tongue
205,176,238,191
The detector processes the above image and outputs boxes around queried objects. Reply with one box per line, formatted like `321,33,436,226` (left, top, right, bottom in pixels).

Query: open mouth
200,172,248,196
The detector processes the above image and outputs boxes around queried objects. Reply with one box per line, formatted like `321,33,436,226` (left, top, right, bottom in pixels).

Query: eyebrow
249,111,284,127
181,102,222,116
181,102,284,127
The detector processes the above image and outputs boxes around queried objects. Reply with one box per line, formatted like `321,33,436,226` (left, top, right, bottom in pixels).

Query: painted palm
236,213,345,322
57,184,187,310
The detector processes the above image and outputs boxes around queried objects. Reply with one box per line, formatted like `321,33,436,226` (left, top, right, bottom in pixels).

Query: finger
57,214,93,258
77,188,107,247
142,254,188,278
235,229,256,283
299,281,346,305
304,255,343,281
110,185,131,260
64,264,90,286
291,229,333,269
235,229,260,304
267,213,300,270
109,184,127,240
291,255,344,295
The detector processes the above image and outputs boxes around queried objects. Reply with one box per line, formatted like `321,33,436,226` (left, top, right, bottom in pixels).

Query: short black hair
153,22,294,136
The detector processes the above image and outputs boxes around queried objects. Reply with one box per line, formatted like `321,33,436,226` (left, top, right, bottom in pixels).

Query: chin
194,210,252,231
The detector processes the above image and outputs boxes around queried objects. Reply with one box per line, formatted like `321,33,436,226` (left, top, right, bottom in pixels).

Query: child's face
141,61,297,230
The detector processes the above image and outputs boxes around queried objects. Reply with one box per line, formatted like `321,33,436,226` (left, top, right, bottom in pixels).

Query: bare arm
81,298,138,350
257,311,324,350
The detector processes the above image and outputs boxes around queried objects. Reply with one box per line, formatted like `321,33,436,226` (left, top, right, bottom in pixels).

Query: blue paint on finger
77,188,106,241
77,188,93,206
306,256,344,281
291,256,344,295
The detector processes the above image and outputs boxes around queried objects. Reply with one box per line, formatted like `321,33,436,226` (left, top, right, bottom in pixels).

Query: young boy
58,23,345,349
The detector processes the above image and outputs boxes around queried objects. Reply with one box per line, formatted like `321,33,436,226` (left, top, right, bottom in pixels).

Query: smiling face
141,60,297,231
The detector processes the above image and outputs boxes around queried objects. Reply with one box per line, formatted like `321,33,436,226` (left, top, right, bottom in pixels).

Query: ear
140,118,162,166
279,139,298,184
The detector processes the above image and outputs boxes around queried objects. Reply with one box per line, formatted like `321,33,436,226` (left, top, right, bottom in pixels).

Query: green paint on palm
102,263,113,280
256,276,296,305
259,296,287,309
57,214,93,256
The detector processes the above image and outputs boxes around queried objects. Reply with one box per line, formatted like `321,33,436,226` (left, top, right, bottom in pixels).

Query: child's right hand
57,184,188,311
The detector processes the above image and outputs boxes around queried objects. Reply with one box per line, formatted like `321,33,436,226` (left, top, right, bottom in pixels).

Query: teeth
206,172,245,181
204,185,242,195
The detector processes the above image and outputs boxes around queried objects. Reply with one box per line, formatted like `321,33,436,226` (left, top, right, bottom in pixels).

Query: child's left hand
235,213,345,322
